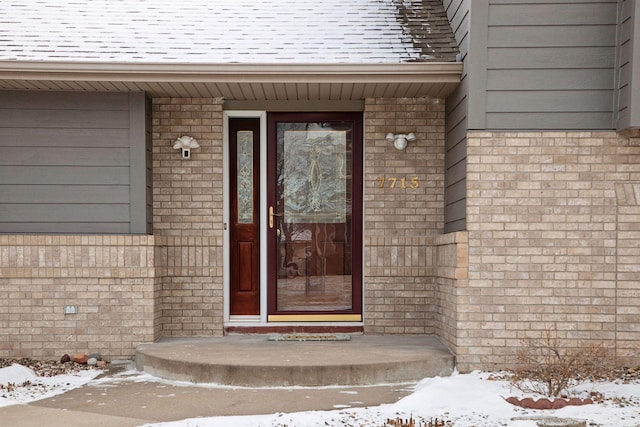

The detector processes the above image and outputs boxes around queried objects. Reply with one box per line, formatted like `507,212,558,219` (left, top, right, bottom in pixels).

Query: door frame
224,111,268,324
266,112,364,322
223,110,364,327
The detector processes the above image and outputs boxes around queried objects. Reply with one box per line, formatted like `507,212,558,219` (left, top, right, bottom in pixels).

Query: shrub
510,325,614,398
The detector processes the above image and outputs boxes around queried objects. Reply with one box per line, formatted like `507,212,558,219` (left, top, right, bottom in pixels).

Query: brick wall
151,97,451,336
152,98,225,336
363,98,445,334
433,231,468,356
614,181,640,364
0,235,156,359
462,130,640,370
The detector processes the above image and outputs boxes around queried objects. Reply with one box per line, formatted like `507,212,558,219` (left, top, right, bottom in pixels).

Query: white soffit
0,62,462,100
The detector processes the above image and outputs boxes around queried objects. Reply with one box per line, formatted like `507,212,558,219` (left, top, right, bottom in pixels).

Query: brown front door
266,113,363,321
229,118,260,315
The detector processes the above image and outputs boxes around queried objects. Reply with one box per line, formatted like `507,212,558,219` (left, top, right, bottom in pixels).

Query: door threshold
268,314,362,322
228,315,261,323
225,325,364,335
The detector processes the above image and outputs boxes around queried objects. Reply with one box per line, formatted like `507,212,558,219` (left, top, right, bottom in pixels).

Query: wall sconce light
386,132,416,150
173,136,200,159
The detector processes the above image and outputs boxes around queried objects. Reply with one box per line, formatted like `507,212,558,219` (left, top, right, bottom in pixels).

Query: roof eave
0,61,463,99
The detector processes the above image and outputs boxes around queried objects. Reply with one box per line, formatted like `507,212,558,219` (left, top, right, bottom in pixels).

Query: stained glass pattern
282,130,347,223
237,130,254,224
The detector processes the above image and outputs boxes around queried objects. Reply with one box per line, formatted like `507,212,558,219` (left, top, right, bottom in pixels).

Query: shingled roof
0,0,458,64
0,1,461,99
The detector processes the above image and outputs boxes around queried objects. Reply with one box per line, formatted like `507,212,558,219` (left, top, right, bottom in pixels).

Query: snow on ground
138,371,640,427
0,363,102,407
1,362,639,426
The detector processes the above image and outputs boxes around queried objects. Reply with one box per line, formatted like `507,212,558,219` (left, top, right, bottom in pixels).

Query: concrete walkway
3,362,417,426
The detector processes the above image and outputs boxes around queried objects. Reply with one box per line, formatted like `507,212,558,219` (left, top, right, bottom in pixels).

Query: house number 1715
375,177,419,189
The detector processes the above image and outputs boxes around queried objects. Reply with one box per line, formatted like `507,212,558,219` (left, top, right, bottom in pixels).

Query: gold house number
375,177,419,189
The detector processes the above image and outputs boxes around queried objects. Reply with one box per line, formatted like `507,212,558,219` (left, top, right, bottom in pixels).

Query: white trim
223,111,267,325
229,315,261,323
222,113,230,323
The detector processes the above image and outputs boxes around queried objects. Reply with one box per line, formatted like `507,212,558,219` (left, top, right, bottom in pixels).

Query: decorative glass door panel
236,130,254,225
229,118,260,316
267,113,362,319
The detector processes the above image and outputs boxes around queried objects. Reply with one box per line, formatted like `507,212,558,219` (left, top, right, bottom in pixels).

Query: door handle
269,206,283,229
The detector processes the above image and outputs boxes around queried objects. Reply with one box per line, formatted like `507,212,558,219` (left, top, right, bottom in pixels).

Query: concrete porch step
135,335,454,387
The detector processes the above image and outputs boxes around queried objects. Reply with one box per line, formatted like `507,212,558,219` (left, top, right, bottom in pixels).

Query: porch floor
135,334,454,387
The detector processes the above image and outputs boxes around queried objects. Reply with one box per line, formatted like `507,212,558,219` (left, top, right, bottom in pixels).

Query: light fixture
386,132,416,150
173,135,200,159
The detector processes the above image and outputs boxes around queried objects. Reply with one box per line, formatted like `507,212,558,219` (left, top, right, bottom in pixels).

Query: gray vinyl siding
443,0,470,233
472,0,619,130
617,0,640,130
0,91,151,234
